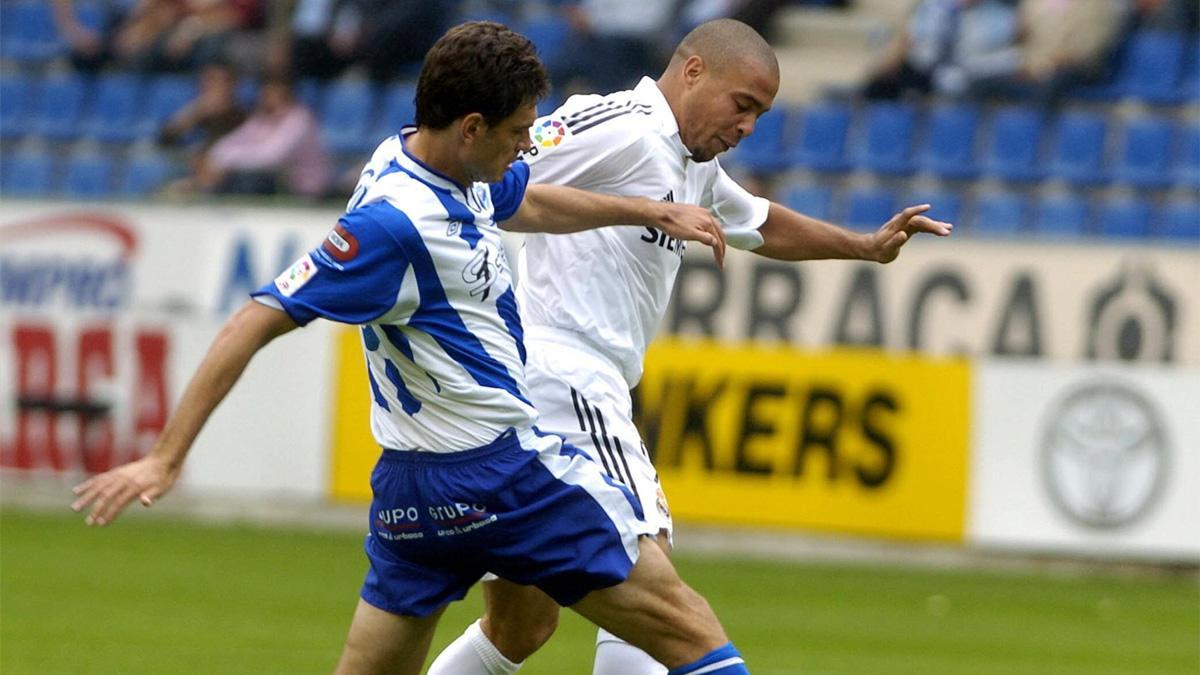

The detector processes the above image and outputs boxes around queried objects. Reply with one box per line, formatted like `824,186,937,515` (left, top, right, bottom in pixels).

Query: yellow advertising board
637,339,970,541
331,329,971,541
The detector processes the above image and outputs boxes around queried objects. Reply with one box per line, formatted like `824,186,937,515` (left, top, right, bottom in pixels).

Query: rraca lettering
641,188,686,257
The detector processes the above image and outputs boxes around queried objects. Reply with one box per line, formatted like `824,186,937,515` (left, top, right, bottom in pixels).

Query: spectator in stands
863,0,1020,100
157,60,248,150
51,0,133,72
177,73,330,198
550,0,677,94
1129,0,1200,32
1008,0,1126,99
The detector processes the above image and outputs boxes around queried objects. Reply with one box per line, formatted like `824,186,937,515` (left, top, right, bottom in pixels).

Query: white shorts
526,334,673,540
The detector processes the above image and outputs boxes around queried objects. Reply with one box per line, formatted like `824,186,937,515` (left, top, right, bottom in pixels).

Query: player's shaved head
668,19,779,79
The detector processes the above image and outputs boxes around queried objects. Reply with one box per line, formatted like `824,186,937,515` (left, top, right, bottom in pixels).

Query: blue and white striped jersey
255,130,536,453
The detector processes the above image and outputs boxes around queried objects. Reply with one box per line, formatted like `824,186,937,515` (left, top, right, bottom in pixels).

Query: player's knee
483,606,559,662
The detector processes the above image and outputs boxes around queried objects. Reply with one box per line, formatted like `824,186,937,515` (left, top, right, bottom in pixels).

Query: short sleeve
707,161,769,251
489,161,531,222
252,202,411,326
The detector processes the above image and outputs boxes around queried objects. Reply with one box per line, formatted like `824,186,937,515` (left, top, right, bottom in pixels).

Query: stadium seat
843,186,896,230
0,149,55,196
295,78,325,115
0,72,31,140
851,101,917,175
1178,39,1199,102
1112,116,1173,188
85,73,146,143
1159,200,1199,241
981,106,1043,182
727,107,789,172
780,184,833,221
519,14,570,65
1113,30,1187,103
321,78,378,154
120,153,176,197
140,75,199,137
914,103,980,179
0,1,61,62
63,152,115,198
973,191,1026,235
1098,196,1152,238
373,82,417,143
1046,111,1107,186
33,72,91,140
791,102,851,172
906,187,964,226
1172,122,1200,189
1033,194,1090,237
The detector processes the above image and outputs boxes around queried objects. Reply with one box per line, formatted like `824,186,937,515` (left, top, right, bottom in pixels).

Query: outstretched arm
754,202,952,263
502,184,727,268
71,301,298,526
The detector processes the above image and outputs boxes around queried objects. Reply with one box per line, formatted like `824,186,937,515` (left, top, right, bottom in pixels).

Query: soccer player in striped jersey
430,18,953,675
71,21,751,675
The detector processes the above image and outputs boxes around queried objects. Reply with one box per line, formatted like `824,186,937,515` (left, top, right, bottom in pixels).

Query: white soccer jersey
255,131,536,453
517,77,770,387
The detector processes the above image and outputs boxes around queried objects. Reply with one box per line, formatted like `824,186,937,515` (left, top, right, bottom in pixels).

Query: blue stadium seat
295,78,325,115
906,187,964,226
1172,122,1200,189
0,73,31,140
1046,111,1107,186
140,75,199,137
63,153,116,198
974,191,1026,235
321,79,378,154
1034,194,1089,237
519,14,570,65
852,101,917,175
120,153,175,196
981,106,1043,182
791,103,851,172
780,184,833,221
1160,200,1199,241
85,73,146,143
1179,39,1199,102
915,103,979,179
1113,31,1187,103
373,82,417,143
1098,197,1152,238
1,1,62,62
1112,116,1173,188
1,149,55,196
843,186,896,230
33,72,91,140
727,107,789,172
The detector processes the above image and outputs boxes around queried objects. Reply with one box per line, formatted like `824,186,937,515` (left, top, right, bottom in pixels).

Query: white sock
593,627,668,675
427,619,522,675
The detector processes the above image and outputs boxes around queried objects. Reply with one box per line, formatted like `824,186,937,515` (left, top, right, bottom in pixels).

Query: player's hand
653,202,727,269
71,455,180,527
870,204,953,264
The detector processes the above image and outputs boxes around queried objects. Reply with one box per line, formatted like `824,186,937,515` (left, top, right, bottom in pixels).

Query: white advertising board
969,360,1200,562
666,238,1200,364
0,200,344,498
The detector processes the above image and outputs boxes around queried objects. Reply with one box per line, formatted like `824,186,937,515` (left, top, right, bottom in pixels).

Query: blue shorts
360,427,655,618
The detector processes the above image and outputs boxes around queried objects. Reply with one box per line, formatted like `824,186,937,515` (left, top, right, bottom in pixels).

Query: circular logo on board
1039,380,1168,529
532,119,566,148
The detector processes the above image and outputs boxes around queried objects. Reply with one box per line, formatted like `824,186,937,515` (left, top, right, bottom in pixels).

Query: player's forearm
505,184,659,234
149,302,295,470
753,202,872,261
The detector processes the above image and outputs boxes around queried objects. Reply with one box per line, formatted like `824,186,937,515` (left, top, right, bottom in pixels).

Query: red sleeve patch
322,222,359,262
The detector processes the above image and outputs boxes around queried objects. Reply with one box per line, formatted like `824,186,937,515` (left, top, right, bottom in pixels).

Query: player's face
681,57,778,163
469,102,538,183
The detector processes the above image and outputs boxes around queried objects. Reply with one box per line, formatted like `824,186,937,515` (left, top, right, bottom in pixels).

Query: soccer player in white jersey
71,22,753,675
429,18,954,675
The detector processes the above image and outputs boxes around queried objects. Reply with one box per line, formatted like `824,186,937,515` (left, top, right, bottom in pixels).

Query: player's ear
683,55,706,87
460,112,486,145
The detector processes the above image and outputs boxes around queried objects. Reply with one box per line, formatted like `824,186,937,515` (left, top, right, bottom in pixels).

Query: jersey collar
633,77,691,159
397,125,471,198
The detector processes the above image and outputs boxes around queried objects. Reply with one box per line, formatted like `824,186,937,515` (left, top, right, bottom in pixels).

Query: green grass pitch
2,507,1196,674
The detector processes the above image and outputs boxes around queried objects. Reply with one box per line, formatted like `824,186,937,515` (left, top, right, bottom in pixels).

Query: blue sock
667,642,748,675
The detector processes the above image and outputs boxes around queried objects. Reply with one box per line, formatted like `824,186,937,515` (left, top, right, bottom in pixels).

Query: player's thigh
335,599,445,675
568,538,726,668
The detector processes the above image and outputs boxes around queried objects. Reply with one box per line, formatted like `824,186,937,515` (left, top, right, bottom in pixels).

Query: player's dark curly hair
415,21,549,129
